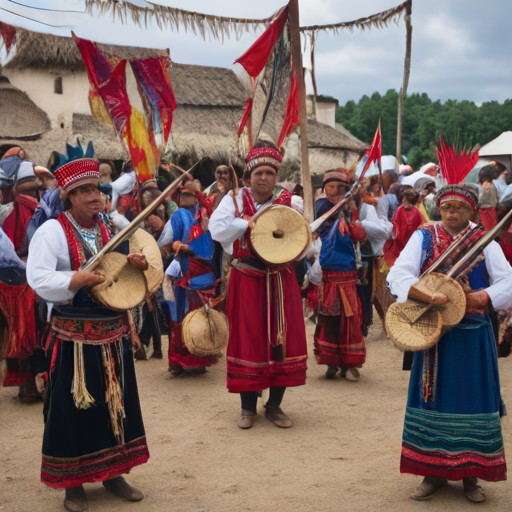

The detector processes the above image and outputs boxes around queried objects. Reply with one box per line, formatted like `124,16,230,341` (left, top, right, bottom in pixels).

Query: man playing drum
388,180,512,503
209,141,308,429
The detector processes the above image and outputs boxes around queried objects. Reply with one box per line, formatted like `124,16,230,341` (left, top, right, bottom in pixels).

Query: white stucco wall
2,67,144,165
315,102,336,129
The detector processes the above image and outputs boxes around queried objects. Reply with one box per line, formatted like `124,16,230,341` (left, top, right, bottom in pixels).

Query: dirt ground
1,318,511,512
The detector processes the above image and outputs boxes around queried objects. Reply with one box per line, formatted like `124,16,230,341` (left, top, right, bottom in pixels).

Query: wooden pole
289,0,314,223
396,0,413,165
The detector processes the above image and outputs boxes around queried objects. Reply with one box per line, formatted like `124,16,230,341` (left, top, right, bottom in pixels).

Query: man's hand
431,292,449,306
69,270,105,292
128,253,149,271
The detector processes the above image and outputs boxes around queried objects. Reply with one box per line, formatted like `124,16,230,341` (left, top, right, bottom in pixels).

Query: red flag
234,7,288,84
131,57,176,148
359,119,382,179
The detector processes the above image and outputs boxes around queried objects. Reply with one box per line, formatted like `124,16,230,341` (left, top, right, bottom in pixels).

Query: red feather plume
436,139,479,185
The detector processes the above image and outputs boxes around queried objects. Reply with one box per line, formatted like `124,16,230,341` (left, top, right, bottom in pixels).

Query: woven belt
51,315,128,345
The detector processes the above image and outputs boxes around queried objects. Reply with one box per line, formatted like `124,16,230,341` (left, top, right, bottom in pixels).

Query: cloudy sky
1,0,511,105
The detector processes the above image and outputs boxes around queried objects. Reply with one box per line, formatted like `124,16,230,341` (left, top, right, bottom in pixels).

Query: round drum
386,300,443,352
182,306,229,357
418,273,466,328
88,252,147,311
250,205,311,265
129,228,164,294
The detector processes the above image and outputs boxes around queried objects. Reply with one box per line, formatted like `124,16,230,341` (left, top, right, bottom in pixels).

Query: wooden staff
82,164,193,272
396,0,412,164
289,0,314,224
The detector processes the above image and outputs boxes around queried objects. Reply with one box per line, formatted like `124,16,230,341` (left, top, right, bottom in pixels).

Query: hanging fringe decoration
301,1,408,39
84,0,409,42
102,342,126,445
72,342,96,410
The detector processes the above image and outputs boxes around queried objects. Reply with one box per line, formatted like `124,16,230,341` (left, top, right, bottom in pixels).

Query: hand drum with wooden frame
249,205,311,265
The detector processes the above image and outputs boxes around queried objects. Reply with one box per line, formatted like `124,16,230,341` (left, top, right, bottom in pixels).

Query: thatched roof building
0,76,50,139
2,30,368,179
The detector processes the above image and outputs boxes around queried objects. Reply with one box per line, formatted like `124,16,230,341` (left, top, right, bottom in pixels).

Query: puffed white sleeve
209,193,249,255
360,204,393,242
110,171,136,211
387,230,423,303
483,241,512,310
26,222,76,303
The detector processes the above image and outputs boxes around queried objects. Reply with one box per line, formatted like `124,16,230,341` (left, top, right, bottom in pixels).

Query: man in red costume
0,161,41,398
209,141,308,429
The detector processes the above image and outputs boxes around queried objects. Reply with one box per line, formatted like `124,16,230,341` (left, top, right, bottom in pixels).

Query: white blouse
387,226,512,311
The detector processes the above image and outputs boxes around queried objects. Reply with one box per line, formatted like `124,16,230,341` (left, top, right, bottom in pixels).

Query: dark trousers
240,386,286,413
139,302,162,352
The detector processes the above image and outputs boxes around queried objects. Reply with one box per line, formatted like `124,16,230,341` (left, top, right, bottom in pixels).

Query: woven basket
182,306,228,357
386,300,443,352
129,228,164,294
250,205,311,265
418,273,466,328
88,252,147,311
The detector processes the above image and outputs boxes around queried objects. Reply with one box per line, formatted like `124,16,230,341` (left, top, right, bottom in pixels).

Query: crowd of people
1,139,512,511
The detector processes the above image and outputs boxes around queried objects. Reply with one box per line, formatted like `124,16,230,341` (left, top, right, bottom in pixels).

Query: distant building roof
479,131,512,157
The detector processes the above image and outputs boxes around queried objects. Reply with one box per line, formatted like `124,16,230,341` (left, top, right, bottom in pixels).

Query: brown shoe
464,477,486,503
264,406,292,428
134,347,147,361
410,476,448,500
64,485,88,512
150,349,163,359
103,476,144,501
237,410,256,429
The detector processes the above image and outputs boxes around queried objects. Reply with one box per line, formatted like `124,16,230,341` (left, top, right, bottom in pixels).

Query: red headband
244,147,283,175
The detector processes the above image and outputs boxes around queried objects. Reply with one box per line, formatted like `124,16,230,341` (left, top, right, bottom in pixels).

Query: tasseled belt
51,315,129,445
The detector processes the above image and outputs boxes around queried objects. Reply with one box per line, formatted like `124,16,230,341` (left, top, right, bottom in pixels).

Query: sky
1,0,511,106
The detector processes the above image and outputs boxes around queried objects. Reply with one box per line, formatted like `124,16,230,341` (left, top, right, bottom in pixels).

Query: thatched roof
170,64,247,107
0,76,50,139
308,118,367,153
72,113,128,160
5,30,168,71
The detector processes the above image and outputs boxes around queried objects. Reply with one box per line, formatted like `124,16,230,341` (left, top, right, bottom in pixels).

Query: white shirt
387,225,512,310
26,219,76,303
359,203,393,255
209,192,249,255
111,171,137,211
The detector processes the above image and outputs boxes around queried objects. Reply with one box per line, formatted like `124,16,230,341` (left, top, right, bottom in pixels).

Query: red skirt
314,270,366,368
168,288,219,370
226,266,308,393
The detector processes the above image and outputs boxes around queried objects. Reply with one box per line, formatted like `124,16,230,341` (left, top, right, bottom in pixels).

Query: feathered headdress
435,139,480,209
48,138,94,173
